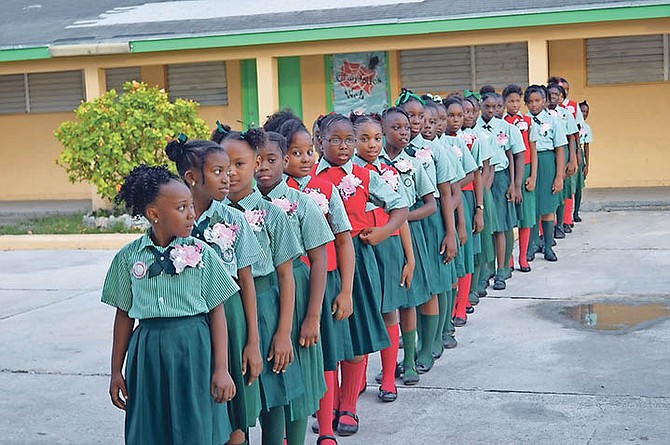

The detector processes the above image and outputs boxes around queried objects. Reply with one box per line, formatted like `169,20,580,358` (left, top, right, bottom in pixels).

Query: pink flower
380,169,399,191
540,123,552,135
567,105,575,115
458,132,475,148
304,188,329,214
131,261,147,279
451,144,463,159
271,197,299,218
170,243,203,274
515,121,529,131
496,132,509,146
204,222,239,251
394,159,414,174
244,209,267,232
415,146,432,165
337,174,363,201
579,127,586,137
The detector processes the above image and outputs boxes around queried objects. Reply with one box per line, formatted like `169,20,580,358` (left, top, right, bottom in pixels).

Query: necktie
483,124,492,131
147,246,176,278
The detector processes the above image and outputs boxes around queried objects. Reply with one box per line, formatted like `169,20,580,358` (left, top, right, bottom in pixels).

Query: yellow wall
549,39,670,188
301,55,327,129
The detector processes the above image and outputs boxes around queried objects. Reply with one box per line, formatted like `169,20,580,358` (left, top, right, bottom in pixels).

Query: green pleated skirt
125,314,232,445
536,151,561,217
224,292,261,431
401,219,432,308
491,169,518,233
419,200,455,294
320,270,355,371
372,235,410,313
479,188,497,265
349,235,390,356
516,164,537,229
285,259,326,420
255,273,305,411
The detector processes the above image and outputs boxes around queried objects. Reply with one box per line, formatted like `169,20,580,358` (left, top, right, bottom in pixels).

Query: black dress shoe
468,292,480,306
466,306,475,314
573,214,582,223
476,287,487,298
453,317,467,327
519,265,531,273
527,250,536,263
544,248,558,262
336,411,359,436
563,223,572,234
442,334,458,349
493,278,506,290
377,388,397,403
554,226,566,239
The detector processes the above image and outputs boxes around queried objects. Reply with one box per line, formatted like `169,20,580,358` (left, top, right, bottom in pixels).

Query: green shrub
56,81,210,201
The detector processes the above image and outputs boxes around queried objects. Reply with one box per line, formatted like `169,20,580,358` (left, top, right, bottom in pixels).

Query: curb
0,234,140,251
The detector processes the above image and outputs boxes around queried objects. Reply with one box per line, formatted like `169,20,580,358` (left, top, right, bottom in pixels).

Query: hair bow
464,90,481,101
395,89,426,106
176,133,188,144
426,93,443,103
215,120,230,135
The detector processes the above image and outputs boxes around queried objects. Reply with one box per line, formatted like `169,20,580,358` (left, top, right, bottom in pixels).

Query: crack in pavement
0,289,95,321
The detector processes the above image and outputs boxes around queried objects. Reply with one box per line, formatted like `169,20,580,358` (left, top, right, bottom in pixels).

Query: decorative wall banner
331,51,389,115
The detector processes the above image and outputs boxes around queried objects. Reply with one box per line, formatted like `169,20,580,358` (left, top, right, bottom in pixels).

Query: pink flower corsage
458,132,475,148
496,132,509,146
394,159,414,174
170,243,204,274
579,127,586,138
515,120,529,131
451,145,463,159
244,209,267,232
271,197,299,218
304,188,329,214
204,222,239,251
337,174,363,201
540,122,552,135
415,146,432,165
131,261,147,279
380,169,399,191
567,105,575,115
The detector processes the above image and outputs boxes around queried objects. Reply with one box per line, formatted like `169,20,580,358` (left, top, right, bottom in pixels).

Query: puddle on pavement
562,302,670,332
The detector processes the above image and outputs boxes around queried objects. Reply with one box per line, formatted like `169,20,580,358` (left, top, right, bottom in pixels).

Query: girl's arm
450,182,462,208
505,149,516,202
473,169,484,233
332,231,354,320
566,134,578,176
553,145,566,194
237,266,263,385
438,182,457,263
399,222,415,288
407,194,436,222
527,139,538,192
513,150,524,204
109,308,134,411
458,171,474,189
583,142,590,177
360,207,409,246
486,163,495,189
456,200,467,246
270,260,296,373
300,244,328,348
208,304,235,403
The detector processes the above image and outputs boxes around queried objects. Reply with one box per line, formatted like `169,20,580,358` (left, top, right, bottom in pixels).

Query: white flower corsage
415,146,432,165
304,188,329,214
451,145,463,159
394,159,414,174
244,209,267,232
337,174,363,201
131,261,147,279
540,122,552,135
380,168,399,192
496,132,509,146
567,105,575,115
170,243,204,274
515,120,529,131
458,132,475,148
271,197,299,218
204,222,239,251
547,109,559,118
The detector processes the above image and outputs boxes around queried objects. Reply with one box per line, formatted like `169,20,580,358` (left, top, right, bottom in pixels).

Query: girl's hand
440,235,457,264
506,184,515,202
359,227,385,246
473,210,484,234
400,259,415,289
211,369,236,404
566,160,578,177
332,291,353,320
299,315,320,348
242,342,263,386
583,164,589,178
552,177,564,195
514,185,523,204
268,332,294,373
525,175,536,192
457,223,467,246
109,373,128,411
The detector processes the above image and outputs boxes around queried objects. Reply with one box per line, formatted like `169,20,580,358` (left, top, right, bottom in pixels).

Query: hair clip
176,133,188,144
215,120,230,135
464,90,481,101
395,89,426,106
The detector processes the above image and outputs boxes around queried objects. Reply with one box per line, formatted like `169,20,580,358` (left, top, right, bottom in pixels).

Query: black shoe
415,358,434,374
377,387,397,403
336,411,359,436
527,250,536,263
554,226,565,239
476,287,487,298
468,292,480,306
432,346,444,360
442,333,458,349
493,278,506,290
519,265,531,273
466,306,475,314
573,214,582,223
544,248,558,262
563,223,572,234
453,317,467,327
312,411,339,434
317,435,338,445
552,238,557,246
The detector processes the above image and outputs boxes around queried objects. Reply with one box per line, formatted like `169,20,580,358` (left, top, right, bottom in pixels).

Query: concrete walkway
1,209,669,444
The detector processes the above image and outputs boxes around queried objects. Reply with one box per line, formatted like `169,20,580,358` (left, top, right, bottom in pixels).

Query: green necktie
147,246,176,278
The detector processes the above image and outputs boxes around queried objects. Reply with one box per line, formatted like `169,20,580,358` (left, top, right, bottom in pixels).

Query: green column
240,59,259,127
277,56,303,117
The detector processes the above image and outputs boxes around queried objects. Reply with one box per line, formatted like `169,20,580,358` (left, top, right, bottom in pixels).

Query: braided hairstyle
266,131,288,155
319,113,352,136
211,121,268,152
165,138,223,184
524,84,546,104
502,84,523,100
263,109,301,133
115,164,179,217
277,118,311,148
350,112,382,131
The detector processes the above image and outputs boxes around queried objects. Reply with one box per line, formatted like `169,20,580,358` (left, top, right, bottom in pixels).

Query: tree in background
56,81,209,201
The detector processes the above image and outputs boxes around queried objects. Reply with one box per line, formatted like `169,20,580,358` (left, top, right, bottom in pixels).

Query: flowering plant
458,132,475,148
394,159,414,174
337,174,363,200
304,188,329,214
515,120,529,131
244,209,267,232
204,222,239,251
496,132,509,146
380,168,399,191
415,146,432,165
271,197,299,218
170,242,204,274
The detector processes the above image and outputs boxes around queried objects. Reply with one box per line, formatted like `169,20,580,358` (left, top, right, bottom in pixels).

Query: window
105,67,142,93
586,34,668,85
400,43,529,94
0,70,84,114
166,61,228,105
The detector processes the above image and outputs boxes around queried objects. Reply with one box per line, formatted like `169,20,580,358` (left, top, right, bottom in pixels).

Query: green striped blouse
101,232,240,319
289,175,352,235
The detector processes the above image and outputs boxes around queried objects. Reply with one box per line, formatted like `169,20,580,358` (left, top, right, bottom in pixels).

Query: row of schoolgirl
102,78,592,445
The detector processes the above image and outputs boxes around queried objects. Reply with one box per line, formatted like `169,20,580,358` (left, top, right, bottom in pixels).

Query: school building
1,0,668,204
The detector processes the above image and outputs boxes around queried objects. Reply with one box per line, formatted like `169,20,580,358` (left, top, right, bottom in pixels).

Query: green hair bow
215,120,230,135
464,89,481,101
176,133,188,144
395,89,425,106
